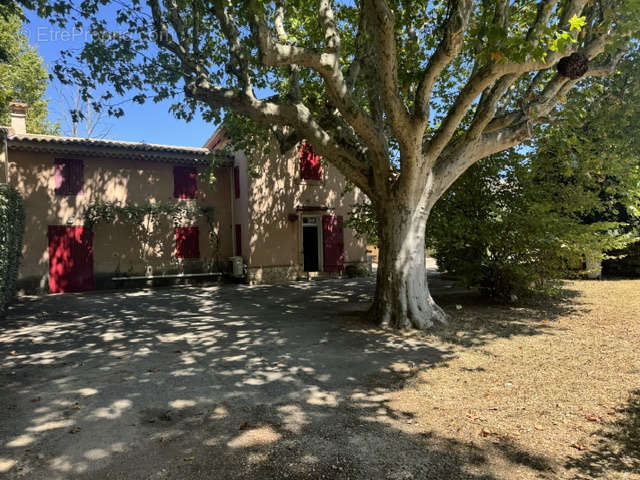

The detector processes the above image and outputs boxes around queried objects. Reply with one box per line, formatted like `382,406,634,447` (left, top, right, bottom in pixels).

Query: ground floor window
175,226,200,259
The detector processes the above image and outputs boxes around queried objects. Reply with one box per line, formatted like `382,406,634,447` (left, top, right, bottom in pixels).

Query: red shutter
235,224,242,256
55,159,84,196
233,166,240,199
299,143,322,180
69,159,84,195
175,227,200,258
322,215,344,273
174,166,198,199
54,160,68,195
48,226,93,293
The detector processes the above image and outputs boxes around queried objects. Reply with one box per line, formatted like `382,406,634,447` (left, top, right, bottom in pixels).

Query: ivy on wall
84,201,222,271
0,185,25,316
83,201,214,228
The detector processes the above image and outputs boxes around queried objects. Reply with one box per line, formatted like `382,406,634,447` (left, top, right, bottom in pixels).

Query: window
173,165,198,199
299,143,322,180
233,166,240,199
175,227,200,258
235,224,242,256
54,159,83,196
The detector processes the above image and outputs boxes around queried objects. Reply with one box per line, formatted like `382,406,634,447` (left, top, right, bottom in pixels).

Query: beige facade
6,145,233,292
208,134,367,284
3,113,367,293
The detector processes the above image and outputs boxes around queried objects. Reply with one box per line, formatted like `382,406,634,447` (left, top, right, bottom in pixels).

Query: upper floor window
54,158,83,196
299,143,322,181
173,165,198,199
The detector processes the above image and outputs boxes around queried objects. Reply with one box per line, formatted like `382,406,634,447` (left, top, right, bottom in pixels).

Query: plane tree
22,0,639,328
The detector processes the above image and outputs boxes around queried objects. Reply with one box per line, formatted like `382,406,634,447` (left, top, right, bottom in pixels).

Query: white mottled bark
370,195,446,329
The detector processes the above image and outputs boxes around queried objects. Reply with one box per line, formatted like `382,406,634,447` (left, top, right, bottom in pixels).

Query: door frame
300,214,323,272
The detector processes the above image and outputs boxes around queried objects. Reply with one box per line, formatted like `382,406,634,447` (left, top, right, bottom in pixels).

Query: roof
1,128,211,164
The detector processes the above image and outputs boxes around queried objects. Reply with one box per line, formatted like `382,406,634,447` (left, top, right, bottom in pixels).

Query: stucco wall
8,149,233,291
245,140,367,282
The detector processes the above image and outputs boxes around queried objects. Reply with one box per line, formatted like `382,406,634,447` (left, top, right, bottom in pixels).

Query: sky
23,11,216,148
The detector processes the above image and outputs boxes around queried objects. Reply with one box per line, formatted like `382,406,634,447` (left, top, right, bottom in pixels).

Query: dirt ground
0,278,638,479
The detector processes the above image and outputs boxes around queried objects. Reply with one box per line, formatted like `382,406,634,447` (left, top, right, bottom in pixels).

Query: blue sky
24,11,216,147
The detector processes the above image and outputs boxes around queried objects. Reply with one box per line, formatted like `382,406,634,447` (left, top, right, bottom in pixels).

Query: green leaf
568,14,587,32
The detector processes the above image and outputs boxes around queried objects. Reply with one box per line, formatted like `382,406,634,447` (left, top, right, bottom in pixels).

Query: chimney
9,102,27,134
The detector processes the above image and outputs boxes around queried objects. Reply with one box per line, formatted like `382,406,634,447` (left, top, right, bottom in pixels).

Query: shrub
0,184,25,315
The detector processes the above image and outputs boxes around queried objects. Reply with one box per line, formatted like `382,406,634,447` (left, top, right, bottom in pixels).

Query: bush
427,152,633,301
0,184,25,315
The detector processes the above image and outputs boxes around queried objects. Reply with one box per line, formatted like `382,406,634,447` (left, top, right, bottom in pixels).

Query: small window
299,143,322,180
173,165,198,199
54,159,83,196
175,227,200,258
233,166,240,199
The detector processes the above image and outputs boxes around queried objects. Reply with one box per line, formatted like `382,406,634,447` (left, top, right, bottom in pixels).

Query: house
0,102,367,293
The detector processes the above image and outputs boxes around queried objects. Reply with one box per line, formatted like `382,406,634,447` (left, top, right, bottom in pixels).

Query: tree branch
413,0,473,122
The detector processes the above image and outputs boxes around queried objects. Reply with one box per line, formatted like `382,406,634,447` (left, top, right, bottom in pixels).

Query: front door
48,226,94,293
302,217,320,272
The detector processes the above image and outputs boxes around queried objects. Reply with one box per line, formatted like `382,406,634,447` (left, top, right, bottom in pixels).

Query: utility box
230,256,244,277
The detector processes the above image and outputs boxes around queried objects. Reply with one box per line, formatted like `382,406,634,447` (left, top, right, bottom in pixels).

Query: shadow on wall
10,152,230,292
0,278,583,479
247,139,365,277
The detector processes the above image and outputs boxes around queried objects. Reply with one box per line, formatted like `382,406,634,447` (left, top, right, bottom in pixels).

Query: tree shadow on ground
423,285,587,348
565,389,640,479
0,278,566,479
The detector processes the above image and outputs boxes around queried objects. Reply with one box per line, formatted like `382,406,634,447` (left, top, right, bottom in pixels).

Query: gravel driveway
1,278,457,480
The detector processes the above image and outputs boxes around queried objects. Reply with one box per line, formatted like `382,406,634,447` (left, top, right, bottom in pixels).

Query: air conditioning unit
230,256,244,277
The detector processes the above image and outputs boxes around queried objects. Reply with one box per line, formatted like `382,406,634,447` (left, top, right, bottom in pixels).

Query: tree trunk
369,198,447,329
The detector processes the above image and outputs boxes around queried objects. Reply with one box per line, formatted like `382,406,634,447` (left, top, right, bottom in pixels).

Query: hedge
0,184,25,316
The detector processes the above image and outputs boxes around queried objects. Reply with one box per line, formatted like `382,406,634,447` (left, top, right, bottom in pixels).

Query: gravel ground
1,278,638,480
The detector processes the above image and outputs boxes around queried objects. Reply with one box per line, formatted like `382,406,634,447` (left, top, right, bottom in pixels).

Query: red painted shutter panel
299,144,322,180
233,166,240,198
55,159,84,196
70,159,84,195
48,226,93,293
322,215,345,273
54,160,69,195
175,227,200,258
174,166,198,199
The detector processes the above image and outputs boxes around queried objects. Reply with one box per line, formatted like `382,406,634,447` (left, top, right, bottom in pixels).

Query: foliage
84,200,221,270
14,0,640,326
426,151,634,300
426,49,640,300
346,202,378,246
84,201,214,229
0,184,25,316
0,12,58,134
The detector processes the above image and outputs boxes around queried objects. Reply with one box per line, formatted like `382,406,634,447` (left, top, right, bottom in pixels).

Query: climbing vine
83,201,214,228
84,201,221,270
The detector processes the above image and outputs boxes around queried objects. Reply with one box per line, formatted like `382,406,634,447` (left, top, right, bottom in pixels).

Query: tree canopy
13,0,640,328
0,12,57,134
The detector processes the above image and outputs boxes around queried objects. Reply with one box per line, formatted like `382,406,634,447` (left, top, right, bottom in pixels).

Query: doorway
302,216,321,272
48,225,94,293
